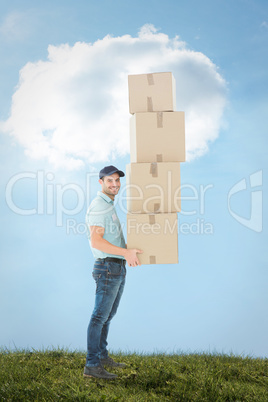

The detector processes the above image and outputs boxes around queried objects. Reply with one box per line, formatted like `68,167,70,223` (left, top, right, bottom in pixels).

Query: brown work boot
83,365,118,379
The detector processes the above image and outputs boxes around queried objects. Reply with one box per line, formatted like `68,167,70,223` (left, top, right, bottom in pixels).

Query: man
84,165,142,380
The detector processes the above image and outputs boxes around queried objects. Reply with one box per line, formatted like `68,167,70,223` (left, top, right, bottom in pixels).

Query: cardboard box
130,111,185,163
126,162,181,213
128,72,176,114
127,213,178,265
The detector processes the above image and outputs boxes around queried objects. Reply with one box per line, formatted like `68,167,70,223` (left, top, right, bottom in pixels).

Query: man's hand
90,226,143,266
124,248,143,267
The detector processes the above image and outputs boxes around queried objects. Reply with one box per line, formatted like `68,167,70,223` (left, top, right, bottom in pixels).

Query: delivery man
84,165,142,379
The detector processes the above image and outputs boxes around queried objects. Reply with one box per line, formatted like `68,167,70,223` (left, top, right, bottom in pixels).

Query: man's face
99,173,121,198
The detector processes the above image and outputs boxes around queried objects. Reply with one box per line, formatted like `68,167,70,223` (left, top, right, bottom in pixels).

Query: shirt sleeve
86,200,111,228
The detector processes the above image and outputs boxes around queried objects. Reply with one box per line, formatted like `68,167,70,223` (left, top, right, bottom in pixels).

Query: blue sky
0,0,267,358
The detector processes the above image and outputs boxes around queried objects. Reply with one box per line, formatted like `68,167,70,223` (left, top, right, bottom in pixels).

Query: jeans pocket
92,271,102,284
93,261,107,272
107,262,122,276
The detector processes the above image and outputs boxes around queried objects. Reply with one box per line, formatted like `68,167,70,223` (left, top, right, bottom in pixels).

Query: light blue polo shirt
85,191,126,259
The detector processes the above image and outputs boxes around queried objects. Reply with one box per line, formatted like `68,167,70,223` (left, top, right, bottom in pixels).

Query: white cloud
0,24,227,170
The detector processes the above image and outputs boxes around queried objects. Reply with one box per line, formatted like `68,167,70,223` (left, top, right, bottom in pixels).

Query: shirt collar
97,191,114,204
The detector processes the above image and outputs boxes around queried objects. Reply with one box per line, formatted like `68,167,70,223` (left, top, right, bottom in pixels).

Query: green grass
0,348,267,401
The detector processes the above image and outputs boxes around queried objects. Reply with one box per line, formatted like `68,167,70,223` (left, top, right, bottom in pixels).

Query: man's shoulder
87,194,113,215
89,194,104,207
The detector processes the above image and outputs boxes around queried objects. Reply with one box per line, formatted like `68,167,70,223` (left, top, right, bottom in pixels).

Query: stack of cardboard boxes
126,72,185,265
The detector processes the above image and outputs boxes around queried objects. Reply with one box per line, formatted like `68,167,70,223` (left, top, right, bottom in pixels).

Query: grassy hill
0,349,267,401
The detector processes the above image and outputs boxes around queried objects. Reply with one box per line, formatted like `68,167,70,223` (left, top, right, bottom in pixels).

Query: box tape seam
147,74,154,85
149,215,155,225
157,112,163,128
150,162,158,177
149,256,156,264
147,97,153,112
154,203,160,212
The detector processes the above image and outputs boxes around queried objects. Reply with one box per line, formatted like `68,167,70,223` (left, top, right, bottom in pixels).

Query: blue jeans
86,259,126,367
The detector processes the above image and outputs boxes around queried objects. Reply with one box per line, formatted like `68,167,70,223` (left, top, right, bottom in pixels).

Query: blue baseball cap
99,165,125,179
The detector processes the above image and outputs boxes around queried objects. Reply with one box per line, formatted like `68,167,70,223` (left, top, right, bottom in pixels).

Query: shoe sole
102,366,126,369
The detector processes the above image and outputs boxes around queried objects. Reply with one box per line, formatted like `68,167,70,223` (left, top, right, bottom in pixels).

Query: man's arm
90,226,143,266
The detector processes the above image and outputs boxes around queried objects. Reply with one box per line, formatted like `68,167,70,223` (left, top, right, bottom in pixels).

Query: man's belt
96,257,126,265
